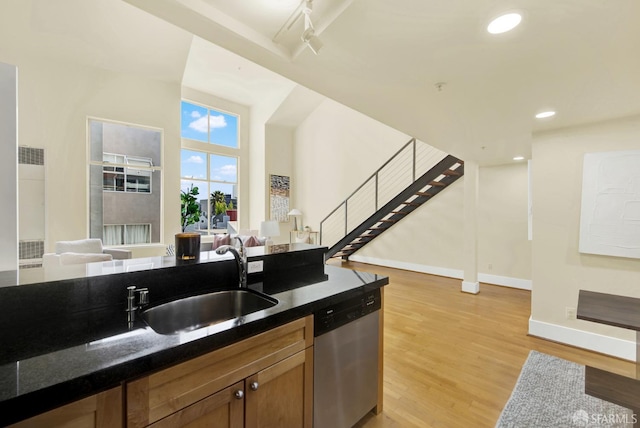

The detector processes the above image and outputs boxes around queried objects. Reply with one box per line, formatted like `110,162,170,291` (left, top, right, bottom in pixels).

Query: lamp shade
260,220,280,238
288,208,302,216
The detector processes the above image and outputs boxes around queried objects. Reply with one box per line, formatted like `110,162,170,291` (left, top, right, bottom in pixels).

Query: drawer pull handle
250,381,259,391
234,390,244,399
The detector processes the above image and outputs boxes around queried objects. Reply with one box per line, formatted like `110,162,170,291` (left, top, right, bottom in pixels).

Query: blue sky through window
210,154,237,183
180,149,206,181
181,101,238,148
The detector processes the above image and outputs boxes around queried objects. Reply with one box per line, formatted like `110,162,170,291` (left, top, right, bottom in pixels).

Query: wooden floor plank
329,261,636,428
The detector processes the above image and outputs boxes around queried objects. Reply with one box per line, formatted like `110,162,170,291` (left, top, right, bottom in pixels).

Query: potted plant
181,185,202,232
226,201,237,221
177,184,202,262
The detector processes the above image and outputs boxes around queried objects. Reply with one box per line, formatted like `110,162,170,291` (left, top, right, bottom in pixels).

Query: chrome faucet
216,239,247,288
126,285,149,312
126,285,149,329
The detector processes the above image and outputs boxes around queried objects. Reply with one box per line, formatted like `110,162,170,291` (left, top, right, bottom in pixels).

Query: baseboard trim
348,255,463,279
478,273,532,290
348,255,532,290
528,317,636,361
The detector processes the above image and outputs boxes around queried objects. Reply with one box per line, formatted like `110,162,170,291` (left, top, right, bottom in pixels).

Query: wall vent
19,240,44,260
18,146,44,165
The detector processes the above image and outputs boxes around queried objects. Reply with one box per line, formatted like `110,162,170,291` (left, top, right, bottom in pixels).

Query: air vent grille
18,147,44,165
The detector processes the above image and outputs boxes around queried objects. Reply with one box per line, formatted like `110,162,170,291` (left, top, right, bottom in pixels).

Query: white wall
530,116,640,360
12,56,182,255
265,124,294,244
248,92,296,231
294,98,412,231
294,97,531,286
0,62,18,270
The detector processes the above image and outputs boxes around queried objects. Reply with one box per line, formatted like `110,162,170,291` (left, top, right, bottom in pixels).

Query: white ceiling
13,0,193,83
5,0,639,165
124,0,640,165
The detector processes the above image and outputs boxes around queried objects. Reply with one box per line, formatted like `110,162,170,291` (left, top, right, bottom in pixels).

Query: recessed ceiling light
487,13,522,34
513,156,525,161
535,111,556,119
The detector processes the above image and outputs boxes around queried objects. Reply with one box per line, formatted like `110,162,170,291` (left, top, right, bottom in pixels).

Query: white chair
42,239,132,266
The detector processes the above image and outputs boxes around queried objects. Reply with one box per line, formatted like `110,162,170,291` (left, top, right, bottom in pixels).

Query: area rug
496,350,635,427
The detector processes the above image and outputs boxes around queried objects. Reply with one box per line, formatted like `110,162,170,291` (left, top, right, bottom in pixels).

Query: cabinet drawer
127,315,313,427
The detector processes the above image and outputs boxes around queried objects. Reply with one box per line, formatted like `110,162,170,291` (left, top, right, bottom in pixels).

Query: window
102,153,153,193
103,224,151,245
89,119,162,245
181,101,238,148
181,100,240,233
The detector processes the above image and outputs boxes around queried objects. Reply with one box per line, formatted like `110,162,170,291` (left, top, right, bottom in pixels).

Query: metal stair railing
319,138,449,250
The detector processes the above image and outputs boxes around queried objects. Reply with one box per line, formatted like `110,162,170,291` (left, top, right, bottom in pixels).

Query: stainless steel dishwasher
314,288,381,428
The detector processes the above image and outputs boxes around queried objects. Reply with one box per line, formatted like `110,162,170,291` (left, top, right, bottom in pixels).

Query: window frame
181,99,241,235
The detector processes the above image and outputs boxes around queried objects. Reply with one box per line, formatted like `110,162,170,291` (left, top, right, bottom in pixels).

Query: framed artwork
270,174,290,222
579,150,640,259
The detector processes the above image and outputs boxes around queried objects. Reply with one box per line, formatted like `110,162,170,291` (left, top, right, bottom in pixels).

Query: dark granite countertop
0,263,388,426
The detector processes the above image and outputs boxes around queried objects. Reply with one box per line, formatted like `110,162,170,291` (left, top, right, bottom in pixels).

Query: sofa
42,239,133,267
200,232,266,252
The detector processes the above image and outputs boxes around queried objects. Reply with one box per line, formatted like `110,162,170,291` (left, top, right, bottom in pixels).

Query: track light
302,28,323,55
301,0,322,54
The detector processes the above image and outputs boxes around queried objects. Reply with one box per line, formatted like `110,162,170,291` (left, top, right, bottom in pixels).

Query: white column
0,62,17,271
461,160,479,294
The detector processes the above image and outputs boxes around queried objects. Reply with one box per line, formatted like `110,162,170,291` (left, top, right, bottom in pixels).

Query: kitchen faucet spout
215,240,247,288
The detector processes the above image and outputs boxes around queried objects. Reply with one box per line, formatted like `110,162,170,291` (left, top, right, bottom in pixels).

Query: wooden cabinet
8,387,122,428
245,347,313,428
127,316,314,428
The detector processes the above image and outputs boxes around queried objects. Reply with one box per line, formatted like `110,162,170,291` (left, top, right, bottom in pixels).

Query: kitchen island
0,244,388,426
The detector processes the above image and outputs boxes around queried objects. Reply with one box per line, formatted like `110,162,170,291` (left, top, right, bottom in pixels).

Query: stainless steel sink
141,289,278,335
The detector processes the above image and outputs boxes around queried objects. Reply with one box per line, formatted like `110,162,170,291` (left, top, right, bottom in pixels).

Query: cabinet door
245,347,313,428
8,387,122,428
149,381,244,428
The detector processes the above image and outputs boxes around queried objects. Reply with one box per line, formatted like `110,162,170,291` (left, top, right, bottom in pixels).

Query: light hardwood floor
330,261,636,428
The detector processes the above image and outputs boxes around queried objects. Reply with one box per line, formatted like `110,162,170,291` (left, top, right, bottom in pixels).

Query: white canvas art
579,150,640,259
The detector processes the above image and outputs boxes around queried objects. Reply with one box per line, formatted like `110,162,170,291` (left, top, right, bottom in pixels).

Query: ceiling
123,0,640,165
4,0,639,166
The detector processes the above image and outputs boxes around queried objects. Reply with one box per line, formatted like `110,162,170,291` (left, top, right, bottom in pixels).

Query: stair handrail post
412,138,417,182
344,199,348,236
375,172,379,211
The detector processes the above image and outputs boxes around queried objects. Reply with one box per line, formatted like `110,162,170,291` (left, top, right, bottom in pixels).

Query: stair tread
416,192,433,197
443,169,461,176
429,181,446,187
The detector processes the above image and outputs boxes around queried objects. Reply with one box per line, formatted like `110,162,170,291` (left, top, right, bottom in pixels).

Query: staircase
320,139,464,260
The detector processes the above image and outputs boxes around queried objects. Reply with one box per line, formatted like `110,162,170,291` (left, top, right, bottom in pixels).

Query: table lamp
288,209,302,231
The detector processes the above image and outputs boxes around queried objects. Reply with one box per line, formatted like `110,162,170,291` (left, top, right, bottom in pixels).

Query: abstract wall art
269,174,290,222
